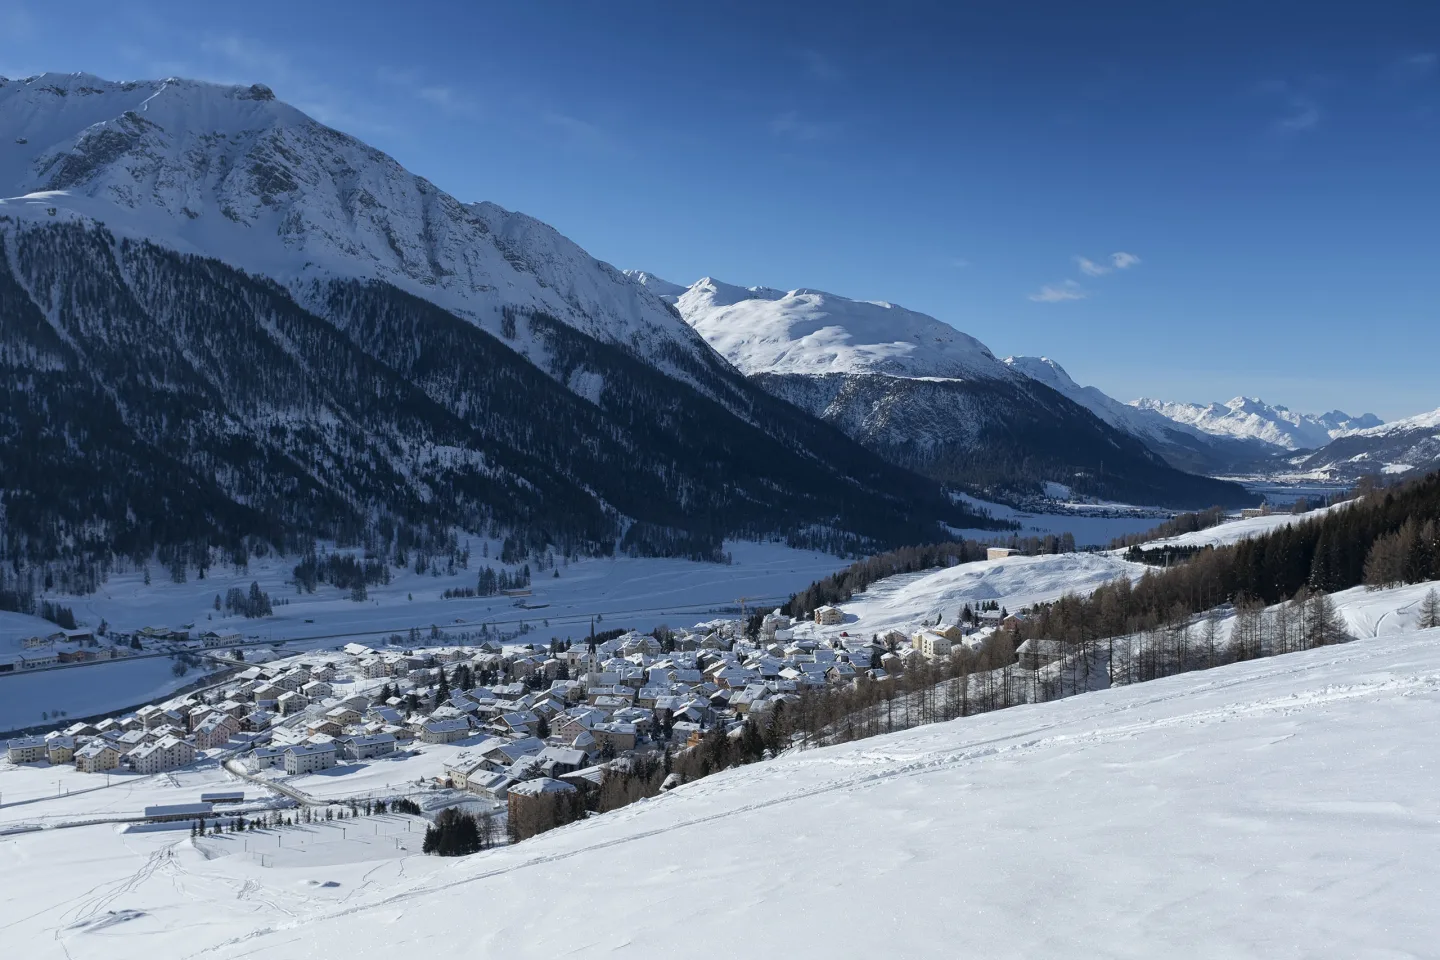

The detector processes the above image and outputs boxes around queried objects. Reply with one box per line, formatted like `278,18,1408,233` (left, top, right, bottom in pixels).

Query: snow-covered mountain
0,72,993,565
0,73,712,377
1133,396,1382,451
1289,406,1440,480
673,277,1010,380
657,275,1253,508
1002,357,1283,475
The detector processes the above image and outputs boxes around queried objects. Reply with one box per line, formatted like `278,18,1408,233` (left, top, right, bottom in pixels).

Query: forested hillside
0,220,1000,608
1020,473,1440,644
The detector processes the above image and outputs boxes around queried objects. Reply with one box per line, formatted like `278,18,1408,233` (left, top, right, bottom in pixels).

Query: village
3,582,1025,835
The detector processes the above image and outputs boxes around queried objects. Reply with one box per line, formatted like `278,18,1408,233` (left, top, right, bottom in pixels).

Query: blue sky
2,1,1437,418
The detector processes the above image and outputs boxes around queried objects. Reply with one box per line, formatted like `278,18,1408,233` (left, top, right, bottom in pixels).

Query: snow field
189,626,1440,959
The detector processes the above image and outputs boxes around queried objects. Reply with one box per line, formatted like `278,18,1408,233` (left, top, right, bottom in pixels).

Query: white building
75,740,123,773
912,630,953,659
284,742,337,775
6,736,47,764
128,735,196,775
419,718,471,744
813,605,844,626
338,733,396,761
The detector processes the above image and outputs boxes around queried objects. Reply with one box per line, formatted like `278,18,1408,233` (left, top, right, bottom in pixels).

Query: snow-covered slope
675,276,1011,380
16,622,1435,960
1133,395,1382,451
1289,405,1440,481
623,269,686,303
0,73,708,374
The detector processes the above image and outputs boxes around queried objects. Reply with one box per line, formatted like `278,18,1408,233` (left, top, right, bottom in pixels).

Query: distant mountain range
1131,397,1381,451
639,275,1254,508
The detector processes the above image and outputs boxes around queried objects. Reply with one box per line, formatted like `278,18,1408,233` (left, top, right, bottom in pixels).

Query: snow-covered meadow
3,595,1437,959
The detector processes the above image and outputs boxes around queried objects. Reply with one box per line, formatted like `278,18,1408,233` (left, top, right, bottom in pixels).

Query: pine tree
1304,590,1346,648
1420,588,1440,631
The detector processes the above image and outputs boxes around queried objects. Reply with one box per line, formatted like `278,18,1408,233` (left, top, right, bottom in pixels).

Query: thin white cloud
1076,251,1140,276
948,257,972,269
1028,280,1088,303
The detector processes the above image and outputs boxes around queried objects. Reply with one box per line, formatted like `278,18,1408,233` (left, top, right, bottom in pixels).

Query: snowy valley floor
3,621,1437,958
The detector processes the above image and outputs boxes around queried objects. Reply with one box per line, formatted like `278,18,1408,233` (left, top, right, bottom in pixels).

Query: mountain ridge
651,274,1256,508
0,72,1003,575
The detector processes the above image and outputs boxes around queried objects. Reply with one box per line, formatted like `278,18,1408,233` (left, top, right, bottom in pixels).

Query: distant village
5,581,1025,828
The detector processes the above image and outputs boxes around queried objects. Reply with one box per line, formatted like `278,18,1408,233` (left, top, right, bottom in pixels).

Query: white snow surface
7,606,1438,957
1139,501,1352,550
1132,396,1382,450
1336,404,1440,439
670,275,1012,379
0,73,711,376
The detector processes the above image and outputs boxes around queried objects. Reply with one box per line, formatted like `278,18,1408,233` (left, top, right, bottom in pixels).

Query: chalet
301,680,333,700
325,705,363,726
129,736,195,775
911,630,953,658
305,719,344,738
75,740,123,773
309,662,338,682
535,746,587,778
198,630,242,648
419,718,471,744
6,736,47,764
46,735,76,765
19,650,57,670
22,635,52,648
442,755,489,789
813,605,844,626
247,745,288,770
591,722,638,753
193,713,240,750
276,691,308,716
469,771,516,801
338,733,396,761
283,742,337,775
480,736,545,771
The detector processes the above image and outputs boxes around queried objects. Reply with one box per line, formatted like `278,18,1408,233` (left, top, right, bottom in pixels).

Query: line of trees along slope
0,220,1002,600
1017,472,1440,646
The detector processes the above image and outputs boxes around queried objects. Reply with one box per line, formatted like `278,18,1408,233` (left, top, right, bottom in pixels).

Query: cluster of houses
5,692,242,775
6,599,1034,801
